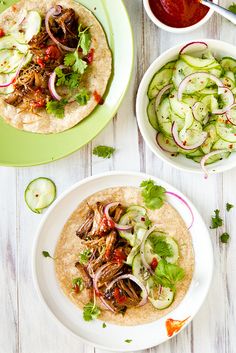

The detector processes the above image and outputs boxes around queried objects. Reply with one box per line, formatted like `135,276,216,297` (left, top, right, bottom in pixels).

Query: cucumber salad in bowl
146,41,236,177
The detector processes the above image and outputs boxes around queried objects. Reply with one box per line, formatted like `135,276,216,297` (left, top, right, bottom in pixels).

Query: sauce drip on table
148,0,210,28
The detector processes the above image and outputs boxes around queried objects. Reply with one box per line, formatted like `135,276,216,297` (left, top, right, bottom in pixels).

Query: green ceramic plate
0,0,133,166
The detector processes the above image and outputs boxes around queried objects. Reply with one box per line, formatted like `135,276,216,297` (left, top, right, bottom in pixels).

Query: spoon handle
201,0,236,24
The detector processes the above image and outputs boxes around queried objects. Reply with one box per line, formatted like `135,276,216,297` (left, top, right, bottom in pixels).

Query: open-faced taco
0,0,112,133
54,184,194,325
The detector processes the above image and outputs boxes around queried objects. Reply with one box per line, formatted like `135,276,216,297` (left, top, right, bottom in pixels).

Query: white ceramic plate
32,172,213,351
136,39,236,175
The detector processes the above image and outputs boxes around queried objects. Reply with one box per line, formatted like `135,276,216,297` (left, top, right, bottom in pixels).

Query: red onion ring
106,274,148,307
45,7,77,52
179,41,208,55
48,65,66,101
0,55,27,88
200,150,229,179
171,122,207,150
166,191,194,229
155,84,173,110
212,87,234,115
104,202,133,231
226,103,236,126
177,72,222,102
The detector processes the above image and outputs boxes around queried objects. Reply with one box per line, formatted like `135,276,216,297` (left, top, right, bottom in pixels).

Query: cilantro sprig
75,88,91,105
220,232,230,244
149,234,173,259
140,179,166,210
154,259,185,290
46,99,68,119
93,145,116,159
55,67,81,89
226,203,234,212
83,301,100,321
210,209,223,229
228,3,236,14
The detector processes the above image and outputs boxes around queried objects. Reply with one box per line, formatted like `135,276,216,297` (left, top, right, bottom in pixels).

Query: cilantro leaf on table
102,322,107,328
226,203,234,212
125,339,132,343
220,232,230,243
140,179,166,210
46,99,68,119
149,234,173,258
154,259,185,289
79,249,92,265
78,24,91,55
93,145,116,159
210,209,223,229
83,301,100,321
42,251,55,259
75,88,91,105
228,3,236,14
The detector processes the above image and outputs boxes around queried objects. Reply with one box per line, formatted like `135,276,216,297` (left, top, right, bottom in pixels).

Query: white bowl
136,39,236,175
143,0,218,33
32,171,213,351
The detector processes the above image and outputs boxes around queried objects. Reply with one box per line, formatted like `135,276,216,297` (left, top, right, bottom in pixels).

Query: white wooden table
1,1,236,352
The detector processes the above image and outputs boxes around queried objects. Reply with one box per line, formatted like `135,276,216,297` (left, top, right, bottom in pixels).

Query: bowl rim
136,38,236,174
143,0,218,34
32,171,214,351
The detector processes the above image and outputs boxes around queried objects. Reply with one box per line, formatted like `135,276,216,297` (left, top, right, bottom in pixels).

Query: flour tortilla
0,0,112,133
54,187,194,326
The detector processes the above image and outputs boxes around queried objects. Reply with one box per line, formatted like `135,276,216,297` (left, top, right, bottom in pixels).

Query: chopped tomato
150,258,158,270
99,215,115,234
45,45,61,60
37,58,45,69
0,29,5,38
113,287,127,304
86,48,95,64
113,248,127,264
93,90,104,105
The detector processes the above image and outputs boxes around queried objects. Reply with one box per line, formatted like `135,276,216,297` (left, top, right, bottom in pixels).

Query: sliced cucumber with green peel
126,205,146,215
132,253,150,283
220,57,236,73
149,287,175,310
156,97,172,136
216,120,236,143
23,11,42,42
156,133,179,153
126,245,140,266
201,124,218,154
148,68,173,99
0,49,24,74
147,99,159,131
25,177,56,214
0,35,28,53
180,54,215,68
213,138,236,150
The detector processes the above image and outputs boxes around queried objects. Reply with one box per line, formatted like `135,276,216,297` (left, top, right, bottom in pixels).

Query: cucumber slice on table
149,287,175,310
25,177,56,214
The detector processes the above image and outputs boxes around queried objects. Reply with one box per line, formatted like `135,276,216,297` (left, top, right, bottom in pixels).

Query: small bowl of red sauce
143,0,218,33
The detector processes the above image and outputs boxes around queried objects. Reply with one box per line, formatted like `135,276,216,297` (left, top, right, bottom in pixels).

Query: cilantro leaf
140,179,166,210
210,209,223,229
93,145,116,159
79,249,92,265
154,259,185,289
102,322,107,328
46,99,68,119
220,232,230,243
75,88,90,105
125,339,132,343
42,251,54,259
229,3,236,14
149,234,173,258
83,301,101,321
72,277,84,291
226,203,234,212
64,51,87,74
55,68,81,89
78,25,91,55
64,53,76,66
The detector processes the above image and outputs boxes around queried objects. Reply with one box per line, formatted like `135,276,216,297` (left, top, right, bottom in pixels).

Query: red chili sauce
148,0,210,28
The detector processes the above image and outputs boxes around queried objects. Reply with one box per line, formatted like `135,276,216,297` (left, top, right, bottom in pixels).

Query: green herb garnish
210,209,223,229
83,301,101,321
149,235,173,258
220,232,230,243
46,99,68,119
144,218,152,228
226,203,234,212
155,259,184,289
55,67,81,89
72,277,84,291
79,249,92,265
0,0,6,5
75,88,91,105
102,322,107,328
93,145,116,159
78,24,91,55
64,51,87,74
42,251,55,259
125,339,132,343
228,3,236,14
140,179,166,210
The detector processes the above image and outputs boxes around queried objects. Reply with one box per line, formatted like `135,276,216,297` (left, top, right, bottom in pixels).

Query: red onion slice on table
179,41,208,55
104,202,133,231
171,122,207,150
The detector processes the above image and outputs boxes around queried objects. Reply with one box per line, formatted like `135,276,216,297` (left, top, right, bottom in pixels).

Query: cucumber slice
149,287,174,310
156,133,178,153
169,91,194,128
24,177,56,214
119,230,136,246
199,87,218,95
186,148,204,158
181,54,215,68
147,99,159,131
192,102,209,124
216,119,236,143
0,35,28,53
0,49,24,74
126,245,140,266
144,239,160,264
201,124,218,154
201,95,218,113
222,76,235,90
132,254,150,283
23,11,42,42
182,95,199,107
172,60,194,89
149,232,179,264
195,152,230,164
220,57,236,73
213,138,236,150
180,121,203,146
163,60,176,69
148,68,173,99
156,97,172,136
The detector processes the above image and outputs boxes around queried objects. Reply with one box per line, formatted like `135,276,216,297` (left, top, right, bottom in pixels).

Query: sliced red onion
104,202,133,231
200,150,229,179
0,55,27,89
179,41,208,55
178,72,222,102
166,191,194,229
45,7,76,52
171,122,207,150
212,87,234,115
155,84,173,110
140,225,162,275
48,65,66,101
106,274,148,307
226,103,236,125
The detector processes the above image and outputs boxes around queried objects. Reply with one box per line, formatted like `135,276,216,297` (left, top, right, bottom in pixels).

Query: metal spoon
201,0,236,24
